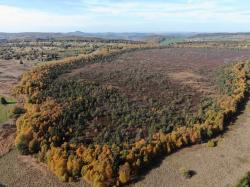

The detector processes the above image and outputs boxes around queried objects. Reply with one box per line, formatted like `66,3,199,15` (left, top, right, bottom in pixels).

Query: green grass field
160,37,185,46
0,96,16,124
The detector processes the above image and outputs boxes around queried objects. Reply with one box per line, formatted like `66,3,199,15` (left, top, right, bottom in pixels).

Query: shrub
236,172,250,187
0,97,8,105
12,106,26,115
119,162,131,184
16,135,29,155
28,139,40,153
180,168,195,179
207,140,217,147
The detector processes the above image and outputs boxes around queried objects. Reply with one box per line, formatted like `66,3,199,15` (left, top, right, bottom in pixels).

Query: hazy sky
0,0,250,33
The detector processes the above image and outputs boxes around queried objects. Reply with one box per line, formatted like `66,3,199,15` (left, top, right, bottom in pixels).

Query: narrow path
132,101,250,187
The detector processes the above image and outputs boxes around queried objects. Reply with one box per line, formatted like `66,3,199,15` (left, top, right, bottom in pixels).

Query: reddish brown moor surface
1,47,250,187
63,48,250,113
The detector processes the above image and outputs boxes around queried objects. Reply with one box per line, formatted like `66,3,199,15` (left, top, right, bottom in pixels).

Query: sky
0,0,250,33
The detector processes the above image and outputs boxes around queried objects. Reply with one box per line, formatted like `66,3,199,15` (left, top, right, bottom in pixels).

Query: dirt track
132,100,250,187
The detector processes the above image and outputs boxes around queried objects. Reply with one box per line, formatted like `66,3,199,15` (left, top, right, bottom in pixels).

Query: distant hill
0,32,64,40
0,31,156,41
190,33,250,41
69,32,164,41
7,31,245,43
0,31,194,43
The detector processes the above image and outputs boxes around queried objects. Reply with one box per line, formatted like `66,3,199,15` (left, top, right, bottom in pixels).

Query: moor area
59,48,250,144
1,34,250,187
11,41,250,187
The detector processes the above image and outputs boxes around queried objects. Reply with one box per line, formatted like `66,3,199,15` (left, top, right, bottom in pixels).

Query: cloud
83,0,250,23
0,5,91,32
0,0,250,32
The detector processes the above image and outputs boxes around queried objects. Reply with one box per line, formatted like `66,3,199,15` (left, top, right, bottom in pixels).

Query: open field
173,40,250,49
189,33,250,41
160,37,185,46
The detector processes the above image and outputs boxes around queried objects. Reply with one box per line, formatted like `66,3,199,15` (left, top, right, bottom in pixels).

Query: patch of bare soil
131,100,250,187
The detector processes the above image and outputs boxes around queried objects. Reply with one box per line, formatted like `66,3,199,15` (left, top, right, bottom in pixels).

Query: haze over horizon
0,0,250,33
